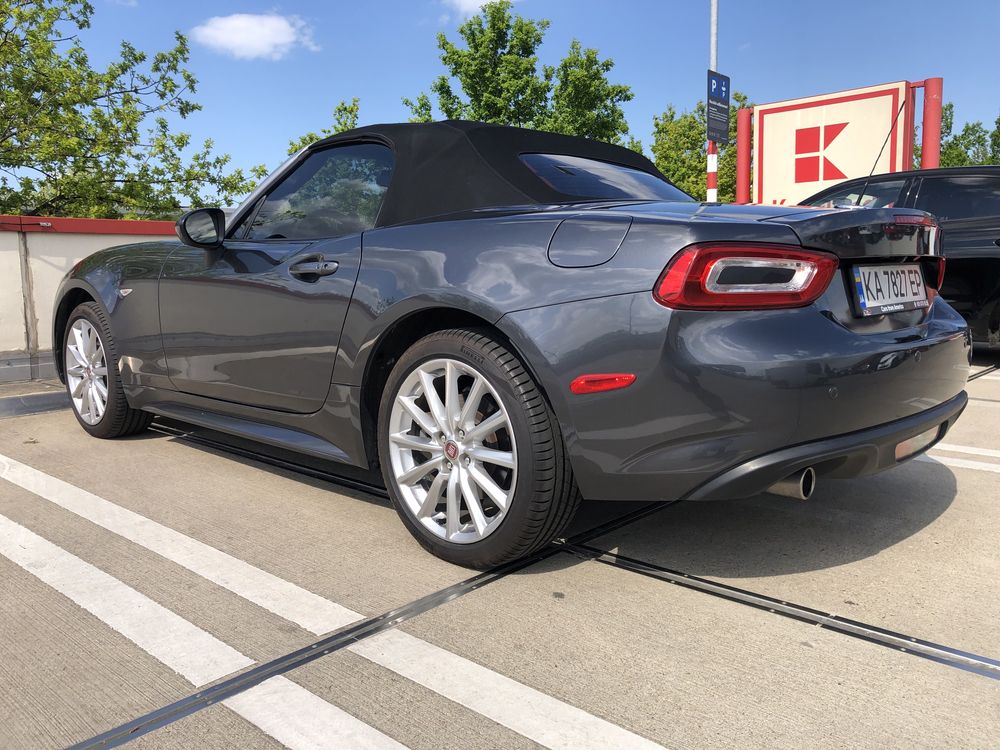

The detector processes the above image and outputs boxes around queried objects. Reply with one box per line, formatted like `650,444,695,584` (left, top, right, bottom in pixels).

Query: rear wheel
63,302,152,438
378,328,579,568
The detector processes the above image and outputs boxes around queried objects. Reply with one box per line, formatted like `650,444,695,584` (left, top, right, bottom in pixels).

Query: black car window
520,153,693,202
243,144,394,240
806,179,905,209
913,175,1000,221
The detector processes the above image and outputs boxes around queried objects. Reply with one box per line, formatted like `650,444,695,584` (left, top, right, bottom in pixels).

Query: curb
0,390,69,418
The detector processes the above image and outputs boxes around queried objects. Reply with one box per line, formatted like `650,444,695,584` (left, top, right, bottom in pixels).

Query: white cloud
191,13,319,61
108,0,138,7
442,0,488,17
440,1,523,21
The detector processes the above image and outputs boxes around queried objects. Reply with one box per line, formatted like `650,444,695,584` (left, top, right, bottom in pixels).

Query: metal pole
921,77,943,169
736,108,751,203
709,0,718,69
706,0,719,202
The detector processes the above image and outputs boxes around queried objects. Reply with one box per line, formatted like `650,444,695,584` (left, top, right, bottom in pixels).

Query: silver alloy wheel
65,318,109,425
387,357,517,544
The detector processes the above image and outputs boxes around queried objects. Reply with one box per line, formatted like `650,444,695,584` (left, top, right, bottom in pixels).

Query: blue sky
88,0,1000,174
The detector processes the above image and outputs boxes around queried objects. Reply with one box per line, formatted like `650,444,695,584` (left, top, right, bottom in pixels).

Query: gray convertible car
54,121,970,567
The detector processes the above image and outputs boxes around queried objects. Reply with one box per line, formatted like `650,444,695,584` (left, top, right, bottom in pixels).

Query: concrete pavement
0,359,997,749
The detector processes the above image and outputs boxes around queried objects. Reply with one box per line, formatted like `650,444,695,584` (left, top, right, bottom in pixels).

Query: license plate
851,263,929,316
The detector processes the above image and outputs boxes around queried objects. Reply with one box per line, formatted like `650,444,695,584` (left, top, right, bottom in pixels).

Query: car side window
913,176,1000,221
241,143,394,241
807,179,905,209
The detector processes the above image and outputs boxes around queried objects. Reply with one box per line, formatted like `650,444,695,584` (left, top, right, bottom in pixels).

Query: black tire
63,302,152,439
377,328,580,568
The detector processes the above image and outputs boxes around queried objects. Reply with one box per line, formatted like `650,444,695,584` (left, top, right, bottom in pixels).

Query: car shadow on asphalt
558,458,958,580
143,423,393,510
138,418,957,580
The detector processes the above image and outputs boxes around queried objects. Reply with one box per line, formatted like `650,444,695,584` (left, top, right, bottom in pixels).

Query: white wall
0,232,26,353
0,221,174,381
27,233,161,351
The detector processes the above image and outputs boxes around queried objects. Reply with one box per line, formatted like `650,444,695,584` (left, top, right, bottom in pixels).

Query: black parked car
803,166,1000,349
54,121,970,567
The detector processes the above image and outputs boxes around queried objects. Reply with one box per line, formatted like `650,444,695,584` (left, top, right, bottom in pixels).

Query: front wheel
377,329,580,568
63,302,152,438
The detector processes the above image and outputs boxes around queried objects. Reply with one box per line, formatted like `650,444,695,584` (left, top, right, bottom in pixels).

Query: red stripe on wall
0,215,176,236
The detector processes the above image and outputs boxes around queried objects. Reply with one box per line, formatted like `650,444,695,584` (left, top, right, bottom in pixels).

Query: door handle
289,257,339,279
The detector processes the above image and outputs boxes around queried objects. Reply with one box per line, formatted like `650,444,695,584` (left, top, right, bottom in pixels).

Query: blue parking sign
706,69,731,143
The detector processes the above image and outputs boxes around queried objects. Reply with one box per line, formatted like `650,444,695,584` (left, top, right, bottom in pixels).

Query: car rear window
520,153,692,202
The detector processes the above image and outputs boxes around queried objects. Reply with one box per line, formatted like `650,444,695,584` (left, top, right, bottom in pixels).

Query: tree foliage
402,1,634,145
650,92,752,202
938,103,996,167
286,98,361,155
0,0,259,218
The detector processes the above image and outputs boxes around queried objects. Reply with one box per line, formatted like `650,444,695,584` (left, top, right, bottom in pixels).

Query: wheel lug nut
457,430,465,439
463,456,471,465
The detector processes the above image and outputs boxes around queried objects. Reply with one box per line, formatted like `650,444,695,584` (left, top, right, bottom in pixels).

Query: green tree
541,40,632,144
286,98,361,155
938,103,992,167
650,92,752,202
0,0,260,218
991,114,1000,164
403,1,636,144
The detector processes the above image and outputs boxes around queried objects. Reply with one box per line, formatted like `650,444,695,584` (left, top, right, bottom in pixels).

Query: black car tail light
653,243,839,310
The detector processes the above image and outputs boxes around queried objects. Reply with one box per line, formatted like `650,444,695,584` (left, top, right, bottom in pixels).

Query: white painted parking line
916,455,1000,475
0,453,358,635
225,677,406,750
968,398,1000,408
353,630,665,750
0,452,666,750
0,514,405,750
934,443,1000,460
0,513,251,685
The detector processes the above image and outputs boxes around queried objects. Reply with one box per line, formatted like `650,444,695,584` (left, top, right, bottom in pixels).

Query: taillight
892,214,937,227
653,243,839,310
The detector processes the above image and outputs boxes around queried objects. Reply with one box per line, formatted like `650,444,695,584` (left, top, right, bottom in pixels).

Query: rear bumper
500,291,972,503
684,391,966,502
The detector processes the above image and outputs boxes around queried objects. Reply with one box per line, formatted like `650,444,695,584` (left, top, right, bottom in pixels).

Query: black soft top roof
310,120,674,227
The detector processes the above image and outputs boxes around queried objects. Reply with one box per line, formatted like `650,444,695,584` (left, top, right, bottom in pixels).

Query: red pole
921,77,943,169
706,140,718,202
736,108,752,203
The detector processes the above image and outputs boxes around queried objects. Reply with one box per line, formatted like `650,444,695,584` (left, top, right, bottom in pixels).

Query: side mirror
176,208,226,249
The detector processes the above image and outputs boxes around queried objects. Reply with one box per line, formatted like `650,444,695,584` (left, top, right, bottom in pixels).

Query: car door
912,173,1000,341
158,142,394,413
911,174,1000,253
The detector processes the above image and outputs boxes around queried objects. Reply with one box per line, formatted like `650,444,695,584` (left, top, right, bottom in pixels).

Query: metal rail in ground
562,544,1000,681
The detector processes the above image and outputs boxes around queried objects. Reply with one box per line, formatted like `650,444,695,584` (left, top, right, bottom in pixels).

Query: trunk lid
759,205,939,259
610,201,939,259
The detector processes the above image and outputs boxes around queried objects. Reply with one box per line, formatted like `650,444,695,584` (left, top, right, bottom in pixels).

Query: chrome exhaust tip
766,467,816,500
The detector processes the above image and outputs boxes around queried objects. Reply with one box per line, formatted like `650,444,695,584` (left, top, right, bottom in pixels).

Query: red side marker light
570,373,637,395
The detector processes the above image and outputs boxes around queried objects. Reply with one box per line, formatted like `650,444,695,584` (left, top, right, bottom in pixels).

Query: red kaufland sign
752,81,914,205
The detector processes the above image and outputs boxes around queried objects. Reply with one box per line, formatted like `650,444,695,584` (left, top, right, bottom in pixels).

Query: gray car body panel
54,189,971,502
